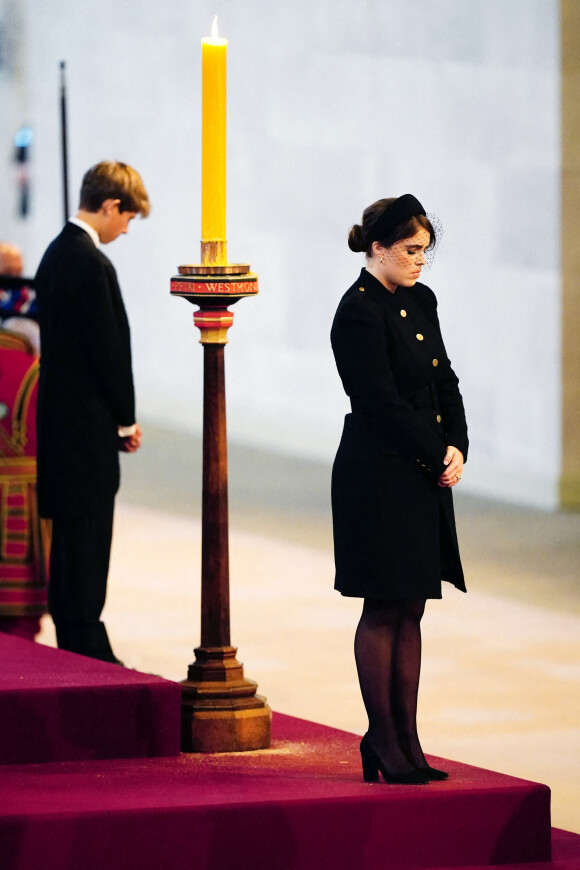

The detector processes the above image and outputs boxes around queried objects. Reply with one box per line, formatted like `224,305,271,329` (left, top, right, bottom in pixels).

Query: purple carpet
0,633,181,762
0,633,577,869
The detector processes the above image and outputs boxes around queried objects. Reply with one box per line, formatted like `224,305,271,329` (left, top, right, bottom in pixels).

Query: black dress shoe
418,765,449,781
360,735,429,785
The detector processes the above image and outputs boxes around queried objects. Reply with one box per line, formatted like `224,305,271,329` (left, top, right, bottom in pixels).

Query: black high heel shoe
417,764,449,781
360,735,429,785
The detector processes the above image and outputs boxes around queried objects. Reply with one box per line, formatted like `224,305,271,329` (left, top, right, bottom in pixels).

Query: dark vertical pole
200,343,231,648
171,291,270,751
60,61,70,224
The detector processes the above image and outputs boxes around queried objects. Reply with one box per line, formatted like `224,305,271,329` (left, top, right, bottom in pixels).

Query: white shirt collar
69,217,100,248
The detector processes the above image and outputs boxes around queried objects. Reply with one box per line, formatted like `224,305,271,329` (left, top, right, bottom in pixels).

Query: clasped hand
438,445,463,488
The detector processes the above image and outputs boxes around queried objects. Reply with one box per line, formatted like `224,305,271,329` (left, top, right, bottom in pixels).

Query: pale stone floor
37,428,580,835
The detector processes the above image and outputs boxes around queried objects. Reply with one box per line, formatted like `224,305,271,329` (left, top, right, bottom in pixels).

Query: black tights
354,598,427,775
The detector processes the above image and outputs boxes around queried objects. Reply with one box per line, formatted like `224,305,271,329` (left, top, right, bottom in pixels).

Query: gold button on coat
416,334,423,341
436,414,442,423
400,310,407,317
432,359,438,367
358,286,365,292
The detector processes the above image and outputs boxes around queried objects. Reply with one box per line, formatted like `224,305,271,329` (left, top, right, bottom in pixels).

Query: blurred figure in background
0,241,40,353
0,242,47,639
0,242,24,276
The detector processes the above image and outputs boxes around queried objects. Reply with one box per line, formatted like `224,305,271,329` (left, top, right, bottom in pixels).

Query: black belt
350,382,440,415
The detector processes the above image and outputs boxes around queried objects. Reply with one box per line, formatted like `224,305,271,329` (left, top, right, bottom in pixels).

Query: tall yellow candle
201,15,227,250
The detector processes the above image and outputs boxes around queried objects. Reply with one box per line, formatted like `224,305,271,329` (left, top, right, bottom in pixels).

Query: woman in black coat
331,194,468,785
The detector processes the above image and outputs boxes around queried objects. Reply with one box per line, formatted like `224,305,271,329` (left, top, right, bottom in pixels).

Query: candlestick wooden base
171,261,270,753
181,646,271,753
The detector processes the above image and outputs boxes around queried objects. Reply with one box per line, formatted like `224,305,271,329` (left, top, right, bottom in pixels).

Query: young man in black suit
35,161,150,663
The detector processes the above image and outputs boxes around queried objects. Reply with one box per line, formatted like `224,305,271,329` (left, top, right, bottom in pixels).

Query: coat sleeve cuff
118,423,137,437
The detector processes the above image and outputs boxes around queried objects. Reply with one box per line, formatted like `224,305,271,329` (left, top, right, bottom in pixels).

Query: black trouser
48,500,118,663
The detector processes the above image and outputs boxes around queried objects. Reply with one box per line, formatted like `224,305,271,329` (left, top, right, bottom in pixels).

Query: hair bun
348,223,365,252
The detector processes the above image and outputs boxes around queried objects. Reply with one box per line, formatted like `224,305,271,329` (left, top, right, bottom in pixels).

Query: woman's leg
354,598,417,775
391,598,427,767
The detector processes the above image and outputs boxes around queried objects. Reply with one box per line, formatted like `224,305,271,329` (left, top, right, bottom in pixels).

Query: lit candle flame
211,14,219,40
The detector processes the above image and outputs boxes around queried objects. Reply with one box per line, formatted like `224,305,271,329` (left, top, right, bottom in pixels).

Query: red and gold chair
0,328,49,638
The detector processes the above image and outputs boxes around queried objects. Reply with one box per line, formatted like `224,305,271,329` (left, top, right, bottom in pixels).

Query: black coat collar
357,267,406,314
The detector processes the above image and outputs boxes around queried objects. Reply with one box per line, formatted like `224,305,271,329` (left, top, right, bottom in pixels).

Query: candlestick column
171,273,270,753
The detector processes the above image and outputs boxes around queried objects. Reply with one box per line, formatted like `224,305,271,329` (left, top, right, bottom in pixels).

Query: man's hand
119,423,142,453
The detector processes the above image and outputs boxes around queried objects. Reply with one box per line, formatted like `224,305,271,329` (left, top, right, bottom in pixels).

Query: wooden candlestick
170,262,270,752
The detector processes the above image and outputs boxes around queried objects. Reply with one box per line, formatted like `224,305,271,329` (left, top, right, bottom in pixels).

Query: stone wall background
0,0,561,507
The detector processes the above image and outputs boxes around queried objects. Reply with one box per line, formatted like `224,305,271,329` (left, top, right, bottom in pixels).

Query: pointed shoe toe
418,765,449,781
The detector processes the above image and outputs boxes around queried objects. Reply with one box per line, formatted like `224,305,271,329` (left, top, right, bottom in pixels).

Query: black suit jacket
35,223,135,518
330,268,468,599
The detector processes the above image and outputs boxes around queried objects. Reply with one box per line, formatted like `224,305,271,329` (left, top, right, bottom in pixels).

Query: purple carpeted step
0,633,181,763
422,830,580,870
0,712,559,870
